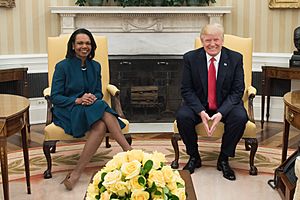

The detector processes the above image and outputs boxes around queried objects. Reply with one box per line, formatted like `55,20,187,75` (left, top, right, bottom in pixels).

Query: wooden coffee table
179,170,197,200
85,170,197,199
0,94,31,200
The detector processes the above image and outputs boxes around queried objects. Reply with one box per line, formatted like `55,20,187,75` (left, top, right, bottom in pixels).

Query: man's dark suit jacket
181,46,245,118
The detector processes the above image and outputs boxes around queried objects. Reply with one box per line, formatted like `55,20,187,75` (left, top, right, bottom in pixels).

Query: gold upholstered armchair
171,35,258,175
43,35,132,179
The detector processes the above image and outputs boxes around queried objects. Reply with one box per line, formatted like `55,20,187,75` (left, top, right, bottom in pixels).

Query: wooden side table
0,94,31,200
0,67,30,137
282,90,300,163
0,67,29,97
261,66,300,129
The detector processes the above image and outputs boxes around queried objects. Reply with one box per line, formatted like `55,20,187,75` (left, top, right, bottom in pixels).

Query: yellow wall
220,0,300,53
0,0,73,55
0,0,299,55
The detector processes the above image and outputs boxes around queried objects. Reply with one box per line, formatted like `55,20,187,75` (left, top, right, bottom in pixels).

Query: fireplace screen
109,56,183,122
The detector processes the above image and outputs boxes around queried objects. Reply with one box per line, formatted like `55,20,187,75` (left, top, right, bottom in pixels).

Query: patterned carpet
2,139,293,182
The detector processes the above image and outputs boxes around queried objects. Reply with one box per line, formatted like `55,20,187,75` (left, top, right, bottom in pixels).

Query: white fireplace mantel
50,6,232,55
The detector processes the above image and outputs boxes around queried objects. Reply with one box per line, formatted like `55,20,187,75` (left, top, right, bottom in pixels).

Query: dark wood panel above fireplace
109,55,183,122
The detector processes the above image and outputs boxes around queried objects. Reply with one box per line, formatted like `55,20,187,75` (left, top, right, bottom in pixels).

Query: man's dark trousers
176,103,248,159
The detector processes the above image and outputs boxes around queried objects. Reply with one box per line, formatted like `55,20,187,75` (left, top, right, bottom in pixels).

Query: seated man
176,23,248,181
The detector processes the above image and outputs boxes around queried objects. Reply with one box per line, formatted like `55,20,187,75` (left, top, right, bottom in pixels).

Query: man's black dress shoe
183,157,202,174
217,160,236,181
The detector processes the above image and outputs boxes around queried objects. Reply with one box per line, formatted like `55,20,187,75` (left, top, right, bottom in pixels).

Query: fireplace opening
109,55,183,122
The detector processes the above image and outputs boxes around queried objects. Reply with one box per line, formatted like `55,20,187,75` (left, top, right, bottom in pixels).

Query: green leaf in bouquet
97,181,102,189
170,194,180,200
95,194,100,199
138,175,146,186
101,172,107,181
154,190,162,195
160,162,164,168
148,182,157,193
142,160,153,176
164,193,168,200
99,185,106,193
176,182,184,188
111,193,118,199
163,187,170,194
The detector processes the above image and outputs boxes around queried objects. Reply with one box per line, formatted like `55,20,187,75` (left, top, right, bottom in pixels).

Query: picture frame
269,0,300,8
0,0,15,8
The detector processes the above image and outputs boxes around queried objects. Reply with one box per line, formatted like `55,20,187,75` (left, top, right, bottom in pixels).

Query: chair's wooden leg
43,141,57,179
105,136,111,148
125,134,132,145
245,139,251,151
244,138,258,175
50,143,57,153
171,133,181,169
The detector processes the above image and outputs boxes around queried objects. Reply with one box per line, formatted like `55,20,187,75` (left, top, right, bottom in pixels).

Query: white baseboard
253,96,284,123
1,53,291,124
29,97,47,124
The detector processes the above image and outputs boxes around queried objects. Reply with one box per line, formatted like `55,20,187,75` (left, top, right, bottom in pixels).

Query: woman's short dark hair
66,28,97,59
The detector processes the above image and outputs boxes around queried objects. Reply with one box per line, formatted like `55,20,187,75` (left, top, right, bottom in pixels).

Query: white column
60,14,76,34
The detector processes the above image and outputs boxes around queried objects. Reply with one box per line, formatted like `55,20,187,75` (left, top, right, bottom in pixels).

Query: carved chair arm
107,84,125,118
43,87,53,126
107,84,120,96
246,86,257,123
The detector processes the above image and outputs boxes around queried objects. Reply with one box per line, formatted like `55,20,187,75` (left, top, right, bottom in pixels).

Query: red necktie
208,57,217,110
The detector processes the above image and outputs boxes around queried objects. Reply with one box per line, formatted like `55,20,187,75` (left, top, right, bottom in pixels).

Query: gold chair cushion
44,118,129,141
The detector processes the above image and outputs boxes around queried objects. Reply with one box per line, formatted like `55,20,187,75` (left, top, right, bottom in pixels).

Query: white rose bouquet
86,150,186,200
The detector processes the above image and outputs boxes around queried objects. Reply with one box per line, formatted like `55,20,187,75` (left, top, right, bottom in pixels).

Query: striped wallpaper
221,0,300,54
0,0,299,55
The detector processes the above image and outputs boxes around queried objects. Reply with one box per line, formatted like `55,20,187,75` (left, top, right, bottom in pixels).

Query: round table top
0,94,29,118
283,90,300,112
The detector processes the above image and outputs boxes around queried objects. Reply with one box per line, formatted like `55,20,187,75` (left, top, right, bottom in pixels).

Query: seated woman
50,28,132,190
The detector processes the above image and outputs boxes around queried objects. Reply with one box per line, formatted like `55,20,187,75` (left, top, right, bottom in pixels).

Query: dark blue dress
50,57,125,138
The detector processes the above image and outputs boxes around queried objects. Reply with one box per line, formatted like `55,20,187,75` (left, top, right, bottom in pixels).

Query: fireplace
109,55,183,122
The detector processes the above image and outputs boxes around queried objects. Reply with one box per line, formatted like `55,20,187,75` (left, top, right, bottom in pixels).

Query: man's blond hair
200,23,224,40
